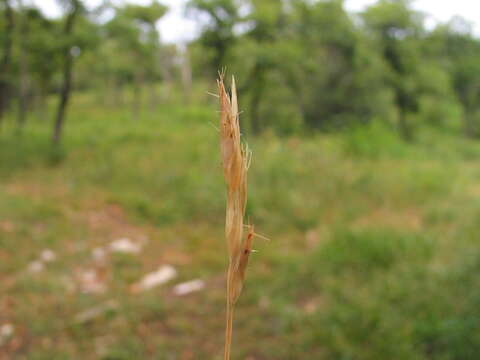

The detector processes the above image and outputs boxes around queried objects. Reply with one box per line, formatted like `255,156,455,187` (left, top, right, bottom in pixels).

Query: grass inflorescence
217,74,260,360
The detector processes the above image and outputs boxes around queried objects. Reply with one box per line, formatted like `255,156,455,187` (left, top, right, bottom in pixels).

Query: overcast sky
33,0,480,44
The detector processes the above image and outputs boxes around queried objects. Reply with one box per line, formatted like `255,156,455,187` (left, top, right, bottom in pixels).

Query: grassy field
1,98,480,359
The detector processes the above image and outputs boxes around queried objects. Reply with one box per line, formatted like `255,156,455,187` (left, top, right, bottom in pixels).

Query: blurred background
1,0,480,359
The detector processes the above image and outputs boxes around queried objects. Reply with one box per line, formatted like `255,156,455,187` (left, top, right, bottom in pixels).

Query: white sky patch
345,0,480,33
32,0,198,44
32,0,480,43
157,0,199,44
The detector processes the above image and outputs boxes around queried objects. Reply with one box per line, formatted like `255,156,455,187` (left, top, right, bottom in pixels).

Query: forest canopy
1,0,480,141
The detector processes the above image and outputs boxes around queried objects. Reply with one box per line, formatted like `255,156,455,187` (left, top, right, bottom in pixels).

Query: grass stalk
217,74,256,360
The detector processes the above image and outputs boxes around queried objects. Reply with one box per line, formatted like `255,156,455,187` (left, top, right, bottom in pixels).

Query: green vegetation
1,98,480,358
2,0,480,141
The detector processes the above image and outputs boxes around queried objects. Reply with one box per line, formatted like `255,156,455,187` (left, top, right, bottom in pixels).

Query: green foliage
318,229,432,274
187,0,240,74
427,19,480,137
343,121,406,158
2,0,480,140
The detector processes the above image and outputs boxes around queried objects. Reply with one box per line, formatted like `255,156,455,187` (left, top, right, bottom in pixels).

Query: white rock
92,247,106,262
78,269,106,294
0,324,14,337
134,265,177,292
0,324,14,345
173,279,205,296
109,238,142,254
28,260,44,273
40,249,56,262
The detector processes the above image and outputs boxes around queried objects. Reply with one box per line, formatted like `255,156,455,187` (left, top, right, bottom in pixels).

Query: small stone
40,249,56,263
0,324,14,337
132,265,177,292
27,260,44,273
173,279,205,296
0,323,14,345
109,238,142,254
78,269,106,294
92,247,106,262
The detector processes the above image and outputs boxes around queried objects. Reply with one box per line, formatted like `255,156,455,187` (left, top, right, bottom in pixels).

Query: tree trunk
160,49,172,102
247,63,266,135
464,111,477,139
0,0,14,126
181,48,192,104
250,91,261,134
52,0,80,144
148,45,159,110
16,0,29,133
115,80,124,107
132,70,143,121
102,76,110,106
149,81,158,110
398,111,413,142
35,83,48,121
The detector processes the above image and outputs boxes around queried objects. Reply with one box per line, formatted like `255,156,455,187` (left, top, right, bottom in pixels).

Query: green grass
1,98,480,359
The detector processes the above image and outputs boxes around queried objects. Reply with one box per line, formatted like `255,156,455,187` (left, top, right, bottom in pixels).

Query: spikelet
217,73,255,360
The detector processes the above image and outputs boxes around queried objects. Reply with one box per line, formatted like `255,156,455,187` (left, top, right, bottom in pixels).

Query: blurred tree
105,2,167,118
240,0,284,133
291,0,378,130
187,0,240,76
180,46,192,103
233,0,391,133
362,0,424,141
25,8,61,119
52,0,83,144
429,18,480,137
1,0,479,143
15,0,30,131
0,0,14,125
124,2,167,109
